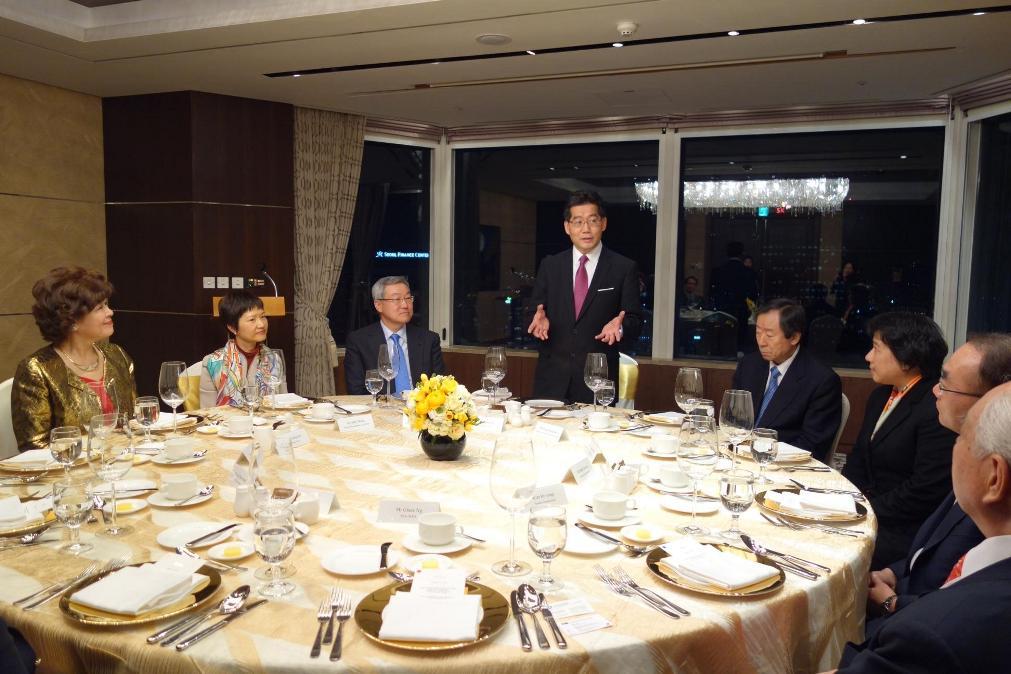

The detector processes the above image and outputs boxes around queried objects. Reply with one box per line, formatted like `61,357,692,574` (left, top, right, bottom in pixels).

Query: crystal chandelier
635,177,850,215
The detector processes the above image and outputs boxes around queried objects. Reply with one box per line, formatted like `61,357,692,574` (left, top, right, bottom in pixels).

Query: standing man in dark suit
527,192,641,403
343,276,445,395
711,241,754,352
732,298,841,462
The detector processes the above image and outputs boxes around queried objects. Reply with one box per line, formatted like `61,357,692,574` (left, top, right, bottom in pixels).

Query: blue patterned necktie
757,366,780,423
390,334,412,396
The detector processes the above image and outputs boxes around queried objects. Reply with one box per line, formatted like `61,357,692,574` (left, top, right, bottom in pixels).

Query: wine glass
676,415,719,536
480,371,497,407
583,353,607,411
87,413,134,536
134,396,159,447
720,389,754,469
364,369,384,408
242,384,261,421
53,478,93,554
751,428,779,484
528,505,567,592
484,347,507,404
597,379,616,408
689,398,715,418
266,349,286,411
377,344,396,407
489,437,537,576
253,508,297,597
158,361,188,435
719,469,755,540
50,426,82,476
674,367,703,414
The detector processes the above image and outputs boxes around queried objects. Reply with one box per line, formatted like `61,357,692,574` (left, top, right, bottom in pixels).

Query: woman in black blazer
842,312,956,569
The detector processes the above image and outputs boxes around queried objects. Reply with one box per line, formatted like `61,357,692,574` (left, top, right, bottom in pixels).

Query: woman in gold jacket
12,267,137,451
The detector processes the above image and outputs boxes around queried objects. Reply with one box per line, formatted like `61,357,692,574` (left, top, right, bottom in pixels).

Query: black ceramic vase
419,430,466,461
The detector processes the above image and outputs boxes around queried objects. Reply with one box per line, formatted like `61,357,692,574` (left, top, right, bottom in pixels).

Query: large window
328,141,431,344
453,141,658,355
674,128,945,367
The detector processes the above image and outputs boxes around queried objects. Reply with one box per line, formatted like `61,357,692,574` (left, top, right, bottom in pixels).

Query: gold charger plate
0,457,85,474
59,563,221,626
130,416,198,434
0,510,56,537
645,545,785,597
355,580,509,652
756,487,867,523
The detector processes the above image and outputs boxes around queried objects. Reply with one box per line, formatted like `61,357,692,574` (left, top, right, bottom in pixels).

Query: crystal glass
266,349,286,411
87,413,134,536
583,353,607,411
689,398,715,418
251,438,300,581
480,371,497,407
720,389,755,469
364,369,384,408
53,478,93,554
50,426,82,476
528,505,566,592
377,344,396,407
719,469,755,540
597,379,615,408
751,428,779,483
241,384,261,421
158,361,188,435
489,437,537,576
674,367,703,414
253,508,296,597
484,347,507,404
134,395,159,446
676,415,719,536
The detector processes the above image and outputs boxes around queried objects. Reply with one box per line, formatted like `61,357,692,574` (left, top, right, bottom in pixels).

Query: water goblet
242,384,261,421
53,478,93,555
377,345,396,407
751,428,779,483
253,508,297,597
676,415,719,536
689,398,715,418
365,369,384,408
720,389,754,469
87,413,134,536
50,426,82,476
584,353,607,411
528,505,567,592
484,347,507,404
134,396,160,446
597,379,615,408
719,469,755,540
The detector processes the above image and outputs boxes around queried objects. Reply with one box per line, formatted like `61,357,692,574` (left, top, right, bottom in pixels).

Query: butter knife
175,599,268,651
539,594,567,649
510,591,532,651
184,523,238,548
574,521,622,545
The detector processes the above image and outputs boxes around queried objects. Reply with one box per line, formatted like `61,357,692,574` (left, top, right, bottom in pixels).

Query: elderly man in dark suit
343,276,445,396
832,383,1011,673
731,298,842,462
527,191,641,403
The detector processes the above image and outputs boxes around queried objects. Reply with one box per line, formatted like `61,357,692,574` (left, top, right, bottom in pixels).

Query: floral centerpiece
405,374,479,460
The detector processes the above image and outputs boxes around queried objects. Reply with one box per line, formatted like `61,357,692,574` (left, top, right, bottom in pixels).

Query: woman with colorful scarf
199,290,286,408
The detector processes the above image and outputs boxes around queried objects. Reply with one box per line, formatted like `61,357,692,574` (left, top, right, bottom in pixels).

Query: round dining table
0,398,874,674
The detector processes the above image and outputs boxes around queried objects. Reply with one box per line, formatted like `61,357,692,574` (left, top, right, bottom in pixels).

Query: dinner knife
510,591,532,652
539,596,567,649
175,599,268,651
574,521,623,545
184,523,239,549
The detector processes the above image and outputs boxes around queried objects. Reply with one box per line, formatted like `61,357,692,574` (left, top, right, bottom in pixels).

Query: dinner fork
769,514,861,537
612,566,690,616
21,557,127,610
310,589,337,658
592,565,679,619
329,589,352,661
322,586,340,644
174,546,247,573
13,562,99,606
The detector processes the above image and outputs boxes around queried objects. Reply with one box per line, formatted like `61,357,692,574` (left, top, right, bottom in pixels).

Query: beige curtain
294,107,365,396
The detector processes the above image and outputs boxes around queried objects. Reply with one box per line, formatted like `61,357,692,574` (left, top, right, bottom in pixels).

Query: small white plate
401,554,456,573
525,399,565,409
132,454,151,465
104,498,147,516
642,448,679,459
195,425,219,435
578,512,641,528
301,416,336,424
540,409,574,419
251,416,269,426
321,546,402,576
400,534,472,554
629,427,676,439
147,490,213,508
582,424,621,433
640,475,692,494
207,540,256,562
156,521,235,549
152,453,206,466
217,431,253,439
563,526,617,554
336,404,371,415
659,494,720,515
135,441,165,451
620,524,666,544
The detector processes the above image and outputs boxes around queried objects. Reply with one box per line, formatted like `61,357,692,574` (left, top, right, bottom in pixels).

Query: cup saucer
218,430,253,439
577,512,641,528
152,452,205,465
401,534,472,554
583,424,621,433
147,490,212,507
659,494,720,515
302,416,335,424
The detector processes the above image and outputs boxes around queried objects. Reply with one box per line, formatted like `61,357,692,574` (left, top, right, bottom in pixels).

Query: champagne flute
253,508,297,597
242,384,261,421
87,413,134,536
50,426,82,476
583,353,607,411
677,415,719,536
266,348,286,411
720,389,755,469
751,428,779,484
484,347,507,404
377,344,395,407
674,367,703,414
134,396,159,446
490,437,537,576
597,379,616,408
364,369,384,408
528,505,567,592
719,469,755,540
53,478,93,554
158,361,187,435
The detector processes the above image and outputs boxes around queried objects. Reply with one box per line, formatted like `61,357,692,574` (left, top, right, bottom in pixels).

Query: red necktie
574,255,589,317
945,554,966,584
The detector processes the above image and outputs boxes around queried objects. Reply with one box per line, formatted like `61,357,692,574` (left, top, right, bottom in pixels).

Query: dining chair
617,353,638,409
0,378,17,459
181,362,202,411
826,393,850,469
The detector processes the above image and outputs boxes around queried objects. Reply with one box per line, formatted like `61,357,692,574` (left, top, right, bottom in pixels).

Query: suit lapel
406,326,424,384
556,252,577,328
759,350,807,426
869,379,928,447
576,248,610,323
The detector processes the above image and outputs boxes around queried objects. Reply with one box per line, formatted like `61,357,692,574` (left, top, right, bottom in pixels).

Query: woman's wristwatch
880,594,898,613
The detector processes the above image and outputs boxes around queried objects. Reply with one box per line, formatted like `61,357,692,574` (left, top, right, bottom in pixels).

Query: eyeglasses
567,216,603,229
936,382,983,398
377,295,415,305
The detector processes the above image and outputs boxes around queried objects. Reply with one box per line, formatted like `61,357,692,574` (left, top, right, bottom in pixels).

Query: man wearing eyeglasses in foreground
527,191,641,403
344,276,445,396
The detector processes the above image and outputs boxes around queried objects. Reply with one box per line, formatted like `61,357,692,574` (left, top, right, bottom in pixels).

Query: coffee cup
163,437,195,460
226,416,254,436
659,466,690,489
502,400,522,416
651,434,677,455
161,473,200,501
310,402,335,420
520,405,532,425
592,491,636,520
508,413,524,427
607,467,639,495
587,411,612,430
418,512,461,546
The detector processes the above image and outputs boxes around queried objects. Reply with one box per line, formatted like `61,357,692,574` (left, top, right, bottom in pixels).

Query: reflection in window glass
453,141,658,355
328,142,430,344
675,129,944,367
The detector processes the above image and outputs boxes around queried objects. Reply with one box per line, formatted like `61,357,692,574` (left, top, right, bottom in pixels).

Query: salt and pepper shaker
234,484,254,517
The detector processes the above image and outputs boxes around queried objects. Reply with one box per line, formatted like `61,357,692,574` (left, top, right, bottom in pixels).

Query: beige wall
0,73,106,379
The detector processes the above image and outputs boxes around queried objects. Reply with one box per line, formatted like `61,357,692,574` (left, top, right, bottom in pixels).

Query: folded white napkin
1,449,57,466
658,538,779,591
645,411,685,423
70,554,205,616
0,496,26,524
92,479,158,494
271,393,311,407
147,414,190,430
774,442,812,462
379,593,483,642
0,496,51,525
766,489,856,515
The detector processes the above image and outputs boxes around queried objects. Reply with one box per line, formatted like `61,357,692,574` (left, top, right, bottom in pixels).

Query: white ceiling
1,0,1009,127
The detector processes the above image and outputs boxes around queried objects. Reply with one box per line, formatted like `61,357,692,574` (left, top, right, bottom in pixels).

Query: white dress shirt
943,534,1011,587
380,322,411,378
766,345,800,391
571,243,603,285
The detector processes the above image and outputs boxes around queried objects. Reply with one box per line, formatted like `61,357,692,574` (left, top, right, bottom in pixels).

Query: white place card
401,413,411,429
560,613,612,636
547,597,595,620
337,414,376,433
409,569,467,599
529,483,568,508
288,426,311,448
568,457,595,485
296,487,337,515
377,499,440,523
533,422,566,442
472,416,504,435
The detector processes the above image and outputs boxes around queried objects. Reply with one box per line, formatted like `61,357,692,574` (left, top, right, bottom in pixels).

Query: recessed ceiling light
526,50,536,56
729,161,735,165
852,18,867,25
900,155,908,159
728,30,740,36
476,34,512,46
612,42,624,48
549,167,555,171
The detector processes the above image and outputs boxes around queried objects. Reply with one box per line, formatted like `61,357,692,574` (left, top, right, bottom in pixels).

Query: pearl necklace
57,343,102,373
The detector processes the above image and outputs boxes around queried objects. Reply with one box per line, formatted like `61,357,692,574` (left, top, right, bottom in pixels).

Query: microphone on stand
260,264,279,297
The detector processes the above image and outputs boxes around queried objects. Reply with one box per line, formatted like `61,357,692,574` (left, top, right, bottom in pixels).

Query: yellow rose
416,402,429,416
412,418,425,432
428,390,445,408
442,378,457,393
